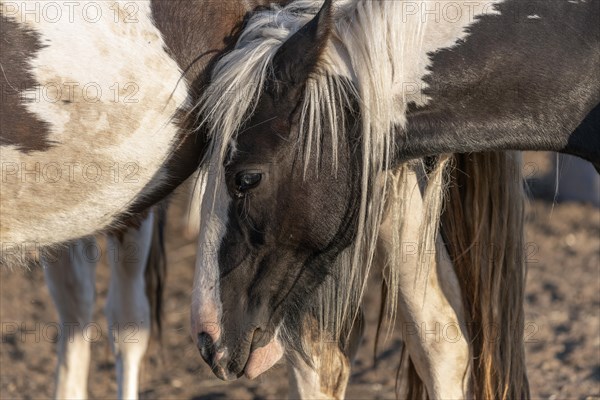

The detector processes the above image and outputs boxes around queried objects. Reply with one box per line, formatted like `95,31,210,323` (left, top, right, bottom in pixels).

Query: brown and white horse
193,0,598,398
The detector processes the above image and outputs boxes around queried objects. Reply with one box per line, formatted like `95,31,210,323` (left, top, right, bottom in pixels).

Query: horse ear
270,0,333,94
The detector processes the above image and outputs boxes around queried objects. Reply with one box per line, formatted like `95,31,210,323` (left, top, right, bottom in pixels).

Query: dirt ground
1,181,599,399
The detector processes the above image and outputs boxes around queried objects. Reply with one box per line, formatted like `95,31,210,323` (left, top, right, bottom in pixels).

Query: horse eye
235,171,262,193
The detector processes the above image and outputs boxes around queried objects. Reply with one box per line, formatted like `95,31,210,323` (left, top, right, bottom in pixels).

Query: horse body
1,1,188,257
4,0,597,397
0,0,276,264
192,0,596,397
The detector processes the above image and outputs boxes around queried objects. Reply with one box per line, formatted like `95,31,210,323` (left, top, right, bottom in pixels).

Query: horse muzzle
196,327,284,381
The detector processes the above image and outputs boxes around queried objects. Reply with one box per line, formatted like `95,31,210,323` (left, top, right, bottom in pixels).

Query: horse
192,0,598,398
2,1,356,398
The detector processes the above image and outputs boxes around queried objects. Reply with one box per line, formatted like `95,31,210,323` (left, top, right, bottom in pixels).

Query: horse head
190,0,368,381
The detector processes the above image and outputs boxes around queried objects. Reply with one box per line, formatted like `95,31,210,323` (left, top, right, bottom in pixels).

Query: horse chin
243,336,284,379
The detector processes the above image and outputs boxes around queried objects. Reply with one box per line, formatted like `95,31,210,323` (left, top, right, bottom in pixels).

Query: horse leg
377,168,469,398
288,345,350,400
105,212,154,400
43,237,98,400
288,312,364,399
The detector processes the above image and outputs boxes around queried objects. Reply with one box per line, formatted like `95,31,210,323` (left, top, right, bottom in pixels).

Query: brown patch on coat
0,15,52,152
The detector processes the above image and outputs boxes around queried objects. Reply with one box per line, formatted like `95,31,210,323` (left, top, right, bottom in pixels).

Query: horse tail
144,202,168,340
441,152,529,399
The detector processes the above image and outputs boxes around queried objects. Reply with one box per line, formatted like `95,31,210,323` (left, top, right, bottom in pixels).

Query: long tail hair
394,151,528,399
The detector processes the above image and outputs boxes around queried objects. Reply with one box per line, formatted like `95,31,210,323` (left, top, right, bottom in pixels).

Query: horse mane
198,1,528,398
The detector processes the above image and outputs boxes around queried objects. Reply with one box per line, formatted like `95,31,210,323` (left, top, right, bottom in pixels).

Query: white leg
288,357,327,400
287,343,351,400
287,314,363,400
105,213,154,400
43,237,98,400
377,169,469,398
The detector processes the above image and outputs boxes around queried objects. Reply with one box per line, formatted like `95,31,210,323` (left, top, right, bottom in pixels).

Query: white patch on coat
0,1,189,257
345,0,503,119
313,0,504,124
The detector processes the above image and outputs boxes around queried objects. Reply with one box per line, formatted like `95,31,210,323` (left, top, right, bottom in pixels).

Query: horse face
191,0,362,381
199,93,360,380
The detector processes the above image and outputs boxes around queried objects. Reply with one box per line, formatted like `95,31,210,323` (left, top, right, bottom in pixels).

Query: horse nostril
197,332,216,364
